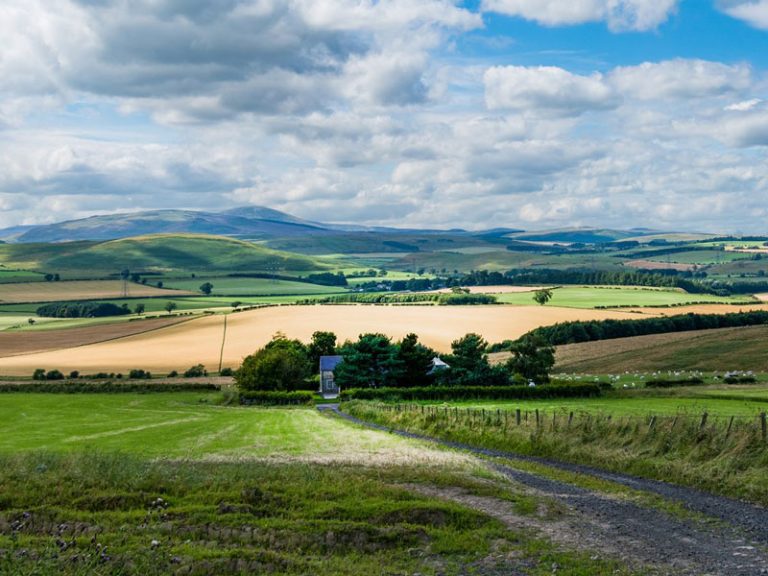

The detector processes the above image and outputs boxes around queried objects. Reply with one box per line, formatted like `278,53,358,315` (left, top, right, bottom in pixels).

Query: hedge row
0,382,221,394
524,311,768,346
239,390,315,405
340,384,602,402
644,378,705,388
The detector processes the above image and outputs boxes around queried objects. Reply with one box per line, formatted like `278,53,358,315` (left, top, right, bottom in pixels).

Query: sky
1,0,767,233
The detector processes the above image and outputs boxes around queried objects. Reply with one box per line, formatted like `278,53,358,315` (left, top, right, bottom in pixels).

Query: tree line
234,331,555,392
516,310,768,347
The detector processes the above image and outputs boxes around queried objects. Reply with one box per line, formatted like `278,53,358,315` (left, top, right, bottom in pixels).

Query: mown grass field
555,324,768,372
0,393,461,463
495,285,751,308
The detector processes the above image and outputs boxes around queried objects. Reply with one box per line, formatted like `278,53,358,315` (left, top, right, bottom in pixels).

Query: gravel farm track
321,405,768,575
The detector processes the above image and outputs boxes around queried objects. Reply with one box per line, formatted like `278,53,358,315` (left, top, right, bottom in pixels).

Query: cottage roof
319,355,344,371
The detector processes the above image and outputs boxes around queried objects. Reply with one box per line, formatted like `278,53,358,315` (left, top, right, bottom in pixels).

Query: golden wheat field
0,304,649,375
0,280,192,304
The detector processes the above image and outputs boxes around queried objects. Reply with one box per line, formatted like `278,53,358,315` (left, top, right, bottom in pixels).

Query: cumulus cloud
481,0,679,31
718,0,768,29
484,66,619,116
609,59,752,100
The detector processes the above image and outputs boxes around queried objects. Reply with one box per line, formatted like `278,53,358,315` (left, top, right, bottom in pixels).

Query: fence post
535,409,540,428
671,415,679,430
699,412,708,431
516,409,521,426
761,412,767,442
568,411,574,427
648,415,657,431
726,416,735,438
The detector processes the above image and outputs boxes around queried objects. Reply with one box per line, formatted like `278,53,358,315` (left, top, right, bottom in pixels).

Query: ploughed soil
0,316,193,358
324,405,768,576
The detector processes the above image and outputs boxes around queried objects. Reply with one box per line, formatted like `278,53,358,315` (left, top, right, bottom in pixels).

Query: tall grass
344,401,768,505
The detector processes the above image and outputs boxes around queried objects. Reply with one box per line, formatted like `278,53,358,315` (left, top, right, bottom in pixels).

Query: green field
421,391,768,418
0,269,43,283
495,286,749,308
0,392,638,575
162,276,347,296
0,393,452,459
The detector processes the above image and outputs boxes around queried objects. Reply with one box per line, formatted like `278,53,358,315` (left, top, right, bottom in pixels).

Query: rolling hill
554,325,768,372
0,207,332,243
0,234,329,274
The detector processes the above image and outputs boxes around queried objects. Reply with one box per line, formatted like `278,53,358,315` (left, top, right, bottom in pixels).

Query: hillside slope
0,234,328,274
555,325,768,372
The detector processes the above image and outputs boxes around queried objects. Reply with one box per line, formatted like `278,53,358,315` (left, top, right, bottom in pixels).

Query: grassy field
0,393,463,462
0,393,638,575
495,286,751,308
555,324,768,372
0,280,191,304
345,397,768,505
162,276,347,296
0,269,43,283
419,391,768,418
0,305,647,375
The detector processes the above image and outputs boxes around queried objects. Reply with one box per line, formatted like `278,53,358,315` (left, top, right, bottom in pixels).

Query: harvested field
0,315,194,358
555,324,768,372
624,259,695,271
0,279,193,304
757,293,768,302
622,303,768,315
0,304,645,375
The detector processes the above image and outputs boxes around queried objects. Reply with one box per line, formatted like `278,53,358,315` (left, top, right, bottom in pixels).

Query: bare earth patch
625,259,696,272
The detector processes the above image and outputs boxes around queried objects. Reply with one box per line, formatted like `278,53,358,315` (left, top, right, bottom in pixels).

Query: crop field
0,315,193,357
642,249,749,265
0,304,650,375
161,276,347,296
555,324,768,372
0,280,192,304
494,286,749,308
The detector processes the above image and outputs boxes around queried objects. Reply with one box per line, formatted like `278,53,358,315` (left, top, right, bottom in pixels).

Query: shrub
32,368,46,381
128,369,152,380
68,370,80,379
167,370,178,378
219,367,234,377
340,384,601,402
645,378,705,388
0,382,220,394
235,337,310,392
184,364,208,378
45,369,64,381
35,302,131,318
239,390,315,406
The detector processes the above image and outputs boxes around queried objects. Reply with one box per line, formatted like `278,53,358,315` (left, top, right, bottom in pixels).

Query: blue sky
1,0,767,232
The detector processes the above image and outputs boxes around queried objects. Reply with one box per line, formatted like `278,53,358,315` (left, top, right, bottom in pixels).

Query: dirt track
324,405,768,575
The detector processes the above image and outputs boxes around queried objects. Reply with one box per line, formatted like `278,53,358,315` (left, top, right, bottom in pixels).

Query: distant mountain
0,207,332,243
506,228,660,245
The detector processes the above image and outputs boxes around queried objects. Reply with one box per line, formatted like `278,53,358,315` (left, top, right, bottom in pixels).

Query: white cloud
718,0,768,30
484,66,619,115
609,59,752,100
481,0,678,31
